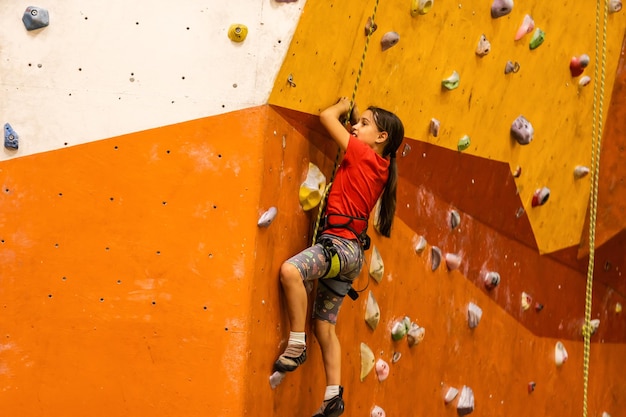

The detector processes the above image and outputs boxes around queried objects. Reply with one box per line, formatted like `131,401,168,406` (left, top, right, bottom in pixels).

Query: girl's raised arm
319,97,353,151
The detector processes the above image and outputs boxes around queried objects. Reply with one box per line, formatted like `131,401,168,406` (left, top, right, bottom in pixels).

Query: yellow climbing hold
228,24,248,42
360,342,375,381
299,162,326,211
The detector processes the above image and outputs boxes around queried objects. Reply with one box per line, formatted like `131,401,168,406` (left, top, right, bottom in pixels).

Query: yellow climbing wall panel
269,0,626,254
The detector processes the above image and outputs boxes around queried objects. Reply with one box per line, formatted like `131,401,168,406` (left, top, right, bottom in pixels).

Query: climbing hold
430,118,441,137
371,405,386,417
573,165,590,179
22,6,49,31
414,235,427,253
467,302,482,329
491,0,513,18
510,115,534,145
578,76,591,88
4,123,19,150
445,253,462,271
583,319,600,336
275,0,298,2
441,71,460,90
287,74,297,87
411,0,434,16
401,143,411,157
457,386,475,415
299,163,326,211
392,351,402,363
528,381,536,393
512,166,522,178
475,34,491,57
602,413,612,417
375,358,390,381
504,61,520,74
609,0,622,13
616,302,623,313
531,187,550,207
516,207,525,218
257,206,278,227
369,245,384,283
365,291,381,330
521,292,532,311
570,55,590,77
444,387,459,404
535,302,544,312
431,246,442,271
483,271,500,290
554,341,568,366
457,135,471,151
529,28,545,50
381,32,400,51
450,210,461,229
227,24,248,42
365,16,378,35
269,371,286,389
514,14,535,41
407,322,425,347
391,316,411,341
360,342,375,381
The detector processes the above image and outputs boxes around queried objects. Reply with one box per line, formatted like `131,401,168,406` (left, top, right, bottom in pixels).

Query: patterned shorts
286,234,364,324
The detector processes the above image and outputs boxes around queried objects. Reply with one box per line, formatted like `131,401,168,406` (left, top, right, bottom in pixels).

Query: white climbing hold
445,253,462,271
414,235,427,253
483,271,500,290
369,246,384,283
444,386,459,404
431,246,442,270
430,118,441,137
360,342,376,381
468,302,483,329
371,405,387,417
521,292,532,310
257,206,278,227
269,371,286,389
365,290,381,330
475,34,491,56
407,322,426,347
574,165,590,179
457,386,475,415
555,341,568,366
450,210,461,229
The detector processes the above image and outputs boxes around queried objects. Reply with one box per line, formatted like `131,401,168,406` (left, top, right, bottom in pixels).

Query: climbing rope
582,0,608,416
312,0,381,245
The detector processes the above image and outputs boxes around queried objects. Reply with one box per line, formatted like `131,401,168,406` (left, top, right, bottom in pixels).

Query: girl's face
351,110,386,149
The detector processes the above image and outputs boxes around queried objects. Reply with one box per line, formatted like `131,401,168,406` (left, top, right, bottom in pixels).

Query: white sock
324,385,340,400
289,331,306,346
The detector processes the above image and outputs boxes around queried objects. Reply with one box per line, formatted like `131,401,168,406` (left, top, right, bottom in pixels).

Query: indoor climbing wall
1,0,626,416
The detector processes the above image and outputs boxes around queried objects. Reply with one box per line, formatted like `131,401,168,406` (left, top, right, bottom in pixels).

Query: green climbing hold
529,28,545,50
441,71,460,90
457,135,470,151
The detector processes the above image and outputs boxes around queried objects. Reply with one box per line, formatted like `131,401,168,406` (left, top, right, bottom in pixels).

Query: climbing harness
582,1,608,416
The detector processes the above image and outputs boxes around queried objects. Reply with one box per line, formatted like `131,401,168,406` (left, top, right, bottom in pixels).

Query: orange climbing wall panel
0,105,625,415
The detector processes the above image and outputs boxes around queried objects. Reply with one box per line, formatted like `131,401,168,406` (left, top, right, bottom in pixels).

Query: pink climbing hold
445,253,462,271
375,358,390,381
514,15,534,41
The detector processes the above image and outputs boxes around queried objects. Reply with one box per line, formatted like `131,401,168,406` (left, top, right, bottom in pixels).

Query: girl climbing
274,97,404,417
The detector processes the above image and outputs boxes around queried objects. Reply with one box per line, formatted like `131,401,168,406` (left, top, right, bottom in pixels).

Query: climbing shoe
273,343,307,372
312,386,344,417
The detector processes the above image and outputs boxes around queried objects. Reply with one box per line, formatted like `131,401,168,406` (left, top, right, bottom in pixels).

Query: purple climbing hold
257,206,278,227
504,61,520,74
430,118,441,137
510,115,534,145
381,32,400,51
491,0,513,18
22,6,49,31
4,123,19,150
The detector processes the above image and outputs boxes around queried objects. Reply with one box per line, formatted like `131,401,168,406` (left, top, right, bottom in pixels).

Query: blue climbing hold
4,123,19,150
22,6,50,31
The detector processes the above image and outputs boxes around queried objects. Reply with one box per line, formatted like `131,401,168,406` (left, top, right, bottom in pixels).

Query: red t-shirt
323,135,390,240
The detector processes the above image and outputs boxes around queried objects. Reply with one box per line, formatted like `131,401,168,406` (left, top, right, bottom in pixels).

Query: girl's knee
314,319,336,340
279,262,301,286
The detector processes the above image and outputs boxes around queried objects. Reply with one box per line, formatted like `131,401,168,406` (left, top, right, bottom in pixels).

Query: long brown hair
369,106,404,237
